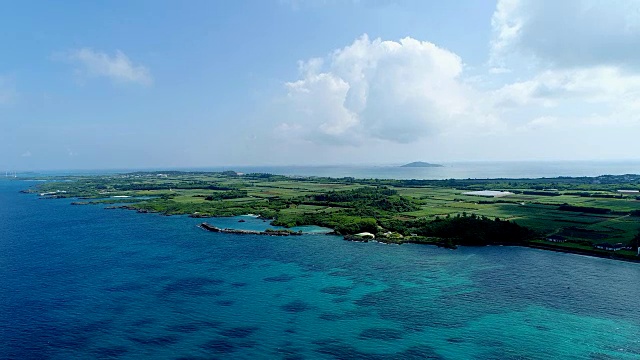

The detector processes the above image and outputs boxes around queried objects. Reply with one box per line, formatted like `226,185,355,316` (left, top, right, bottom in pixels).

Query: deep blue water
2,179,640,359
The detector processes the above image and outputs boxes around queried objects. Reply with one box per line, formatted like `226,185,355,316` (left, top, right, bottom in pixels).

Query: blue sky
2,0,640,170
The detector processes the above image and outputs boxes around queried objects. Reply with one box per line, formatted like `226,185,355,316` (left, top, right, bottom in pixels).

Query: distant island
400,161,443,168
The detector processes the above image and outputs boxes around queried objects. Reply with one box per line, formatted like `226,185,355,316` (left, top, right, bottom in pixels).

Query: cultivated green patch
23,171,640,260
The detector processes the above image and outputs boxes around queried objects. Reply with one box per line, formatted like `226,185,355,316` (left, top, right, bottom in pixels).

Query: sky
1,0,640,171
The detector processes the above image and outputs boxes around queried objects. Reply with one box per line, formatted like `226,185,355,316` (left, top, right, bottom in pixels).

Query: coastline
39,194,640,263
6,176,640,360
198,222,302,236
344,233,640,263
19,171,640,264
524,242,640,263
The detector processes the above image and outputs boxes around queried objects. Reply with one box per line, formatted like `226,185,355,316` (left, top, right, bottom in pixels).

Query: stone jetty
199,222,302,236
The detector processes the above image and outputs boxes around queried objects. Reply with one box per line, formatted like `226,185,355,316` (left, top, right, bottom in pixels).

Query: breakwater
199,222,302,236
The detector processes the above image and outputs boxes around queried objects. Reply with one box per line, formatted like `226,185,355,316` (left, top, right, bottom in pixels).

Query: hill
400,161,443,168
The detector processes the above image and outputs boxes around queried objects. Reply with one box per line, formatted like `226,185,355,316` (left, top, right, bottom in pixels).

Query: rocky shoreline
199,222,302,236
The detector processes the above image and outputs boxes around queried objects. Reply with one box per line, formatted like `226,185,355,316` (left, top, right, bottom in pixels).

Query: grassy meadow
27,171,640,257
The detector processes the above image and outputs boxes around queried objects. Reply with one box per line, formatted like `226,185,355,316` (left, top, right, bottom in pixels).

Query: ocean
2,176,640,359
19,160,640,180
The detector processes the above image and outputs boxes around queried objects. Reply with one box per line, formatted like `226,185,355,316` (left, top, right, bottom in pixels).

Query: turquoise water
2,179,640,359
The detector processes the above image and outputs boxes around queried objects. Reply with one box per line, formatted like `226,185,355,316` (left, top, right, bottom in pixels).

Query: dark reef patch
93,346,130,358
320,286,351,296
281,300,312,313
160,277,225,298
167,320,221,334
319,312,341,322
167,320,222,333
358,327,403,341
166,323,201,334
220,326,260,339
237,340,257,349
474,338,505,350
447,337,465,343
264,274,296,283
50,331,92,350
477,351,531,360
151,254,176,262
164,277,224,292
328,270,350,277
353,286,468,331
314,342,380,359
315,340,443,360
201,339,237,354
274,344,306,360
105,282,148,293
77,319,114,334
128,334,180,346
589,354,624,360
312,338,343,347
318,309,369,322
127,261,164,271
399,345,445,359
130,318,156,328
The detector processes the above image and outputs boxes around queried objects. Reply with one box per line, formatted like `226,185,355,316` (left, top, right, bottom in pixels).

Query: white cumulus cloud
278,34,479,144
64,48,152,85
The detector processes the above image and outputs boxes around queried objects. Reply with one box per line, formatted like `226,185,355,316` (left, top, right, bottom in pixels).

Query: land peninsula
23,171,640,261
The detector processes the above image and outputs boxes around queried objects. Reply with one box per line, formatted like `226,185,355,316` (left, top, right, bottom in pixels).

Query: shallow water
2,179,640,359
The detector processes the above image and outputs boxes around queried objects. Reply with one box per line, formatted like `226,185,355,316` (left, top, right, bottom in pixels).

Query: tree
632,230,640,251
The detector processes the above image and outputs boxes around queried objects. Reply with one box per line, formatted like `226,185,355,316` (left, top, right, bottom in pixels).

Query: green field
24,171,640,257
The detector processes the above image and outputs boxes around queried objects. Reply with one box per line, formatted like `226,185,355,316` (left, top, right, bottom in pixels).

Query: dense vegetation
308,187,419,213
380,214,533,246
204,190,248,201
558,204,612,214
272,212,378,235
23,171,640,258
